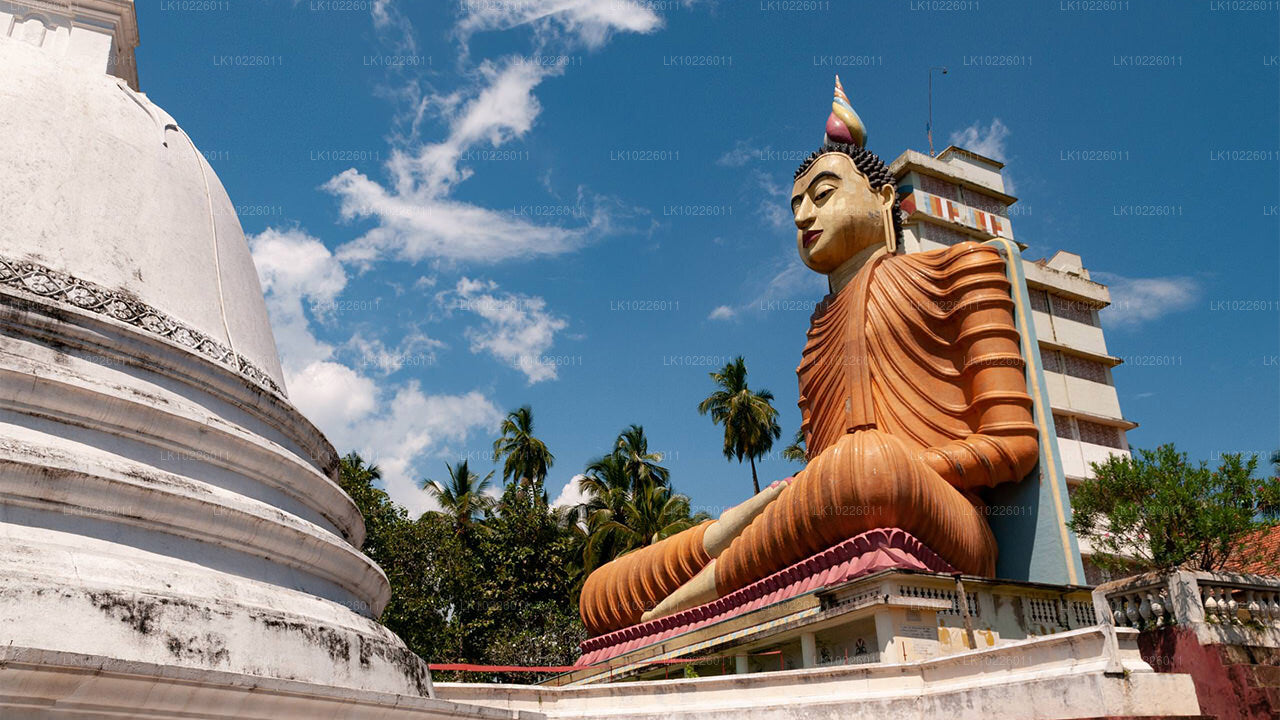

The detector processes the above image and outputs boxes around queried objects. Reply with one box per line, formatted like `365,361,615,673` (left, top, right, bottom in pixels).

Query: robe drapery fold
714,242,1039,595
798,242,1039,487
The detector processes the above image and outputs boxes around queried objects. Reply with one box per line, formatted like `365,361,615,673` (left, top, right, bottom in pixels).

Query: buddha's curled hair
794,141,903,245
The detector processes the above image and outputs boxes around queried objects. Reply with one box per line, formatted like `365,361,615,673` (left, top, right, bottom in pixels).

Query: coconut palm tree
575,452,635,573
697,356,782,494
782,428,807,463
612,424,670,490
420,460,495,534
339,451,382,487
492,405,555,495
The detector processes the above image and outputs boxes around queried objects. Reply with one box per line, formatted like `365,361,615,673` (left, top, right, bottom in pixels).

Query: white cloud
443,277,569,383
283,359,502,517
708,305,736,321
455,0,663,51
729,256,826,318
705,248,827,324
750,168,791,229
715,139,758,168
324,59,638,267
713,138,795,228
327,167,593,266
1093,272,1200,328
344,330,445,376
551,473,589,509
249,227,348,371
320,383,502,517
385,58,553,199
949,118,1011,163
324,0,670,269
286,360,380,431
251,227,348,303
250,227,502,516
370,0,419,55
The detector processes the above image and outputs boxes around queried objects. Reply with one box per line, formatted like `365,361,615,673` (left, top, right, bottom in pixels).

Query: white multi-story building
888,146,1137,584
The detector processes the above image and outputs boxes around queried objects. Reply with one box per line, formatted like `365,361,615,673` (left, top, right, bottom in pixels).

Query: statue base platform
577,528,955,667
560,563,1111,686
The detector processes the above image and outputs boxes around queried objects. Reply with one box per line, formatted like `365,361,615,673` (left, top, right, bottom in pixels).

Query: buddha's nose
794,199,816,229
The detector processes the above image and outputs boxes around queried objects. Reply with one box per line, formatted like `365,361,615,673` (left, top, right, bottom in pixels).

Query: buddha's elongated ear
878,183,897,254
876,182,896,207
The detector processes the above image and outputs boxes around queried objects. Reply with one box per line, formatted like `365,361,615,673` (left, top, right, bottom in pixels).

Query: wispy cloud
708,305,736,321
949,118,1011,162
441,277,569,383
1093,272,1200,328
455,0,663,52
715,139,796,230
324,2,666,269
327,167,595,266
388,57,552,199
708,253,827,322
715,139,759,168
343,330,445,377
707,137,833,321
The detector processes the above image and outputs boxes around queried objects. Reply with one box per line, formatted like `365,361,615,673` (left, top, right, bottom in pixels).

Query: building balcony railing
1092,570,1280,646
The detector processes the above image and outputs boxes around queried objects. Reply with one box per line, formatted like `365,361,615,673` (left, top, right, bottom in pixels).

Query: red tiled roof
1224,524,1280,575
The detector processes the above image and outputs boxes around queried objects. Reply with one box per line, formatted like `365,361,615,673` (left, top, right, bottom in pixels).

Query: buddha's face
791,153,895,274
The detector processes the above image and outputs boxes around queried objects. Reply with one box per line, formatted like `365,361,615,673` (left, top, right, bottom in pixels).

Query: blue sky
137,1,1279,515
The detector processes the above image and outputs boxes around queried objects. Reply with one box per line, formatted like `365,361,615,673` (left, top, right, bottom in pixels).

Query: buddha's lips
803,230,822,248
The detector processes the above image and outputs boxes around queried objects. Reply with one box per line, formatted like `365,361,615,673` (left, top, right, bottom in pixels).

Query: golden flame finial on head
824,75,867,148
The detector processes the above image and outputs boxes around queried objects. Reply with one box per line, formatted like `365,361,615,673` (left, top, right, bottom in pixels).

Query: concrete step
1068,716,1213,719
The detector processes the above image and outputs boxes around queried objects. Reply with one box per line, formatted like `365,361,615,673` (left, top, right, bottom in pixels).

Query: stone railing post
1090,583,1126,676
1166,570,1204,626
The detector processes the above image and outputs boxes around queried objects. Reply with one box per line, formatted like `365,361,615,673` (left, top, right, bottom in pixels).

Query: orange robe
715,242,1038,593
580,242,1038,636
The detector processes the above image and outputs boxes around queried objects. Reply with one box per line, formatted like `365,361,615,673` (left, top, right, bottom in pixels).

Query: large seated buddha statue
579,78,1040,639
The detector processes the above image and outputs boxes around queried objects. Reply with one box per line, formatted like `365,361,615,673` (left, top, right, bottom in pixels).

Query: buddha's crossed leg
579,428,996,636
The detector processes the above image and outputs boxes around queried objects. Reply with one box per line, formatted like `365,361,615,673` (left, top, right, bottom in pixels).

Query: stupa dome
0,34,285,393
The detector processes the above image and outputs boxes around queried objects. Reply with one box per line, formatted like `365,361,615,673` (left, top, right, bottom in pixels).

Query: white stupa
0,1,459,712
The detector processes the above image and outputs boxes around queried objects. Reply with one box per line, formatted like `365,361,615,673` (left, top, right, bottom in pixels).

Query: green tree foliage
335,412,707,683
697,356,782,494
1067,444,1280,573
338,454,469,664
465,486,584,682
